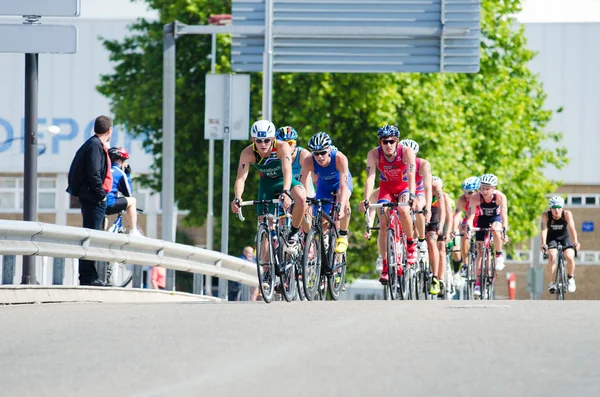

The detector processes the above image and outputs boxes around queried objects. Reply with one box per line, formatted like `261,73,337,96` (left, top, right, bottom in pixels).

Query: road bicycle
103,208,144,287
303,195,347,301
236,196,298,303
366,201,411,300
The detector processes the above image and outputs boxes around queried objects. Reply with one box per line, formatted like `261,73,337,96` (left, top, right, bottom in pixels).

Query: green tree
99,0,566,280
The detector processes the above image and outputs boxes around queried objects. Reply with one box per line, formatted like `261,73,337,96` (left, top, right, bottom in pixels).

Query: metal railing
0,220,257,287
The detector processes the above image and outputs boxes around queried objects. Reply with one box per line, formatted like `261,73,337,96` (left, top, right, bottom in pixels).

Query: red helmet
108,147,129,161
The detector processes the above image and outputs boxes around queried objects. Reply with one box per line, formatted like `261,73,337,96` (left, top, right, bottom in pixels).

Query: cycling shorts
548,236,574,251
106,197,128,216
475,214,502,241
425,206,441,233
257,177,303,214
314,176,353,217
377,182,409,203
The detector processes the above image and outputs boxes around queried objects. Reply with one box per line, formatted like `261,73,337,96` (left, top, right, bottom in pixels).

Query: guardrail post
132,265,143,288
193,273,203,295
52,257,65,285
96,261,108,283
2,255,16,284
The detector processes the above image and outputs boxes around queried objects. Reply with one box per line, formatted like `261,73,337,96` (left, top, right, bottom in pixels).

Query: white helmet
432,176,443,188
251,120,276,139
400,139,419,154
549,196,565,208
480,173,498,187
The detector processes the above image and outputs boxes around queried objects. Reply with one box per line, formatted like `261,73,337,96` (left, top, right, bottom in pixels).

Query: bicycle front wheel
386,228,399,300
256,225,275,303
302,228,321,301
556,257,566,300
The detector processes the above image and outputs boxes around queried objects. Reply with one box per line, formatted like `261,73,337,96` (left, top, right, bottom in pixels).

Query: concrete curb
0,285,220,304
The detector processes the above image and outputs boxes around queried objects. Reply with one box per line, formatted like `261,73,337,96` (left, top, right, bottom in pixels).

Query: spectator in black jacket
66,115,114,286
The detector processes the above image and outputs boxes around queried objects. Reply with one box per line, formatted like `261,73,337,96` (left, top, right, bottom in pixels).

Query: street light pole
22,52,38,285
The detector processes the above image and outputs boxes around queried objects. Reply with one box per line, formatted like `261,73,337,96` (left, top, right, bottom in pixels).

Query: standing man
67,115,114,286
542,196,580,293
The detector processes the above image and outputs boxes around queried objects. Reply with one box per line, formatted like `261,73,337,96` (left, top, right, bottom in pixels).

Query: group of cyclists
230,119,582,299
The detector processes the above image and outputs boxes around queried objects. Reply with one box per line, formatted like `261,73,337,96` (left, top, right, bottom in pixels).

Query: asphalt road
1,300,599,397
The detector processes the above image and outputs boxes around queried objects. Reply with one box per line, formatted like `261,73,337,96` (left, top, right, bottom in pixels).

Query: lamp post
20,123,60,284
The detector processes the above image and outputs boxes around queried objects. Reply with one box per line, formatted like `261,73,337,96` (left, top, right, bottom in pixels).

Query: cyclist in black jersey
541,196,580,293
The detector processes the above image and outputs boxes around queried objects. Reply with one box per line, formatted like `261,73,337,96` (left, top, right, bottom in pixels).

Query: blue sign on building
582,222,594,232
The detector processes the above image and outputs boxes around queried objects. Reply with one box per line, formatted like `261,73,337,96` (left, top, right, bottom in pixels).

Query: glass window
39,179,56,189
39,192,56,209
0,178,16,188
0,192,15,209
584,252,595,263
571,196,582,205
585,196,596,205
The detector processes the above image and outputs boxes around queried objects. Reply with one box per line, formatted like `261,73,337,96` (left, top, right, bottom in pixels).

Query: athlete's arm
233,147,253,201
453,196,466,231
436,182,446,232
403,147,417,196
466,195,480,230
300,155,314,193
421,159,432,214
565,210,580,250
276,140,294,192
336,152,351,207
498,191,508,230
540,211,548,248
363,149,378,205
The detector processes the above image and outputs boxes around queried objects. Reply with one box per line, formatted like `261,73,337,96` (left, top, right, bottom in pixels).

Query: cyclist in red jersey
451,177,480,279
359,125,418,284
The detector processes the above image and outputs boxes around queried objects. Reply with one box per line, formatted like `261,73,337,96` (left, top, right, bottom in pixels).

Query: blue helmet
275,126,298,141
377,125,399,139
462,176,481,191
308,132,332,151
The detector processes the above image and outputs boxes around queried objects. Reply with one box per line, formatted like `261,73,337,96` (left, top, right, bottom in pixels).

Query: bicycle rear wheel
280,240,297,302
108,262,133,287
301,228,321,301
327,228,346,301
556,257,566,300
386,228,399,300
256,226,275,303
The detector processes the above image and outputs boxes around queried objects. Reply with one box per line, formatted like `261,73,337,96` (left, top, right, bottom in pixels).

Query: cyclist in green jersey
231,120,308,252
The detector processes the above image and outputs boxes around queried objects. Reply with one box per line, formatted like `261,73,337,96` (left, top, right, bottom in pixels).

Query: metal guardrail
0,220,258,287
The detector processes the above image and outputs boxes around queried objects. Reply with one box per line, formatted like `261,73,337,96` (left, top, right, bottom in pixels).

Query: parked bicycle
103,208,144,287
303,195,347,301
236,196,298,303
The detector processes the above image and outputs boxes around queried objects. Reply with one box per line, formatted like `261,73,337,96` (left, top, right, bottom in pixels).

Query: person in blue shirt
300,132,353,253
106,147,141,236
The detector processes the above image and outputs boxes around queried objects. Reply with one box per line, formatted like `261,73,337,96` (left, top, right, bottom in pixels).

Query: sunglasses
551,206,563,209
312,150,328,157
380,139,397,145
255,138,272,144
464,190,477,194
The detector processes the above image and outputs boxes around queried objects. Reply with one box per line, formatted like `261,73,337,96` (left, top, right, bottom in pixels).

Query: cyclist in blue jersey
106,147,141,236
300,132,352,253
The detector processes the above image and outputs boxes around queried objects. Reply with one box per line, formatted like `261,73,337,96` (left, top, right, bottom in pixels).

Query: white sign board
0,19,154,174
0,24,78,53
204,74,250,141
0,0,80,17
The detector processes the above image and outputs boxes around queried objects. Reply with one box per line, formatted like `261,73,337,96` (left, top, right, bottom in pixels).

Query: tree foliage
98,0,566,280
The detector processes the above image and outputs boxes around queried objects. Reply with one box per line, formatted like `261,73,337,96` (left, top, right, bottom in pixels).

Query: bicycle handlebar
235,198,287,222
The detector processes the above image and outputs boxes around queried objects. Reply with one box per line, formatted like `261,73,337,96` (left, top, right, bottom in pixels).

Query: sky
75,0,600,22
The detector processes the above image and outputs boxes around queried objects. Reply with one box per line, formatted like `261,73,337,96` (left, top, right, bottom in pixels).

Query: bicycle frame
471,227,501,300
367,200,410,300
